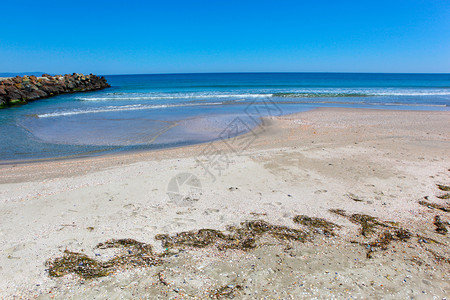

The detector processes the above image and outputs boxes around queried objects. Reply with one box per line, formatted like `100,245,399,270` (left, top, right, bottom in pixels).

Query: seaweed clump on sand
436,193,450,200
46,239,162,279
47,250,110,279
329,209,412,258
96,239,162,269
293,215,341,236
418,200,450,212
434,215,448,235
329,209,389,237
364,229,411,259
426,249,450,264
209,283,243,299
432,183,450,201
155,217,340,252
437,184,450,192
155,220,314,251
47,216,340,280
155,228,249,250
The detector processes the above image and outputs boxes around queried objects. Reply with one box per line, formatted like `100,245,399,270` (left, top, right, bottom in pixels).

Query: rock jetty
0,73,110,108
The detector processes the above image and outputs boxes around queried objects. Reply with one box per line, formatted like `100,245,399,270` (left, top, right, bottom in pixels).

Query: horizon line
101,71,450,76
2,71,450,77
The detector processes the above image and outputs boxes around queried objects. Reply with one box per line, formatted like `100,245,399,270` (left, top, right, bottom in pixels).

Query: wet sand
0,107,449,298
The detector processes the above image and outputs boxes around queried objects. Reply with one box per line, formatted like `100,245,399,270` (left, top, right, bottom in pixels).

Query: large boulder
0,96,6,108
27,90,48,100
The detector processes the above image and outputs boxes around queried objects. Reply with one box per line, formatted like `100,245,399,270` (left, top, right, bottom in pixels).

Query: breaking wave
77,93,271,101
76,89,450,102
36,102,222,118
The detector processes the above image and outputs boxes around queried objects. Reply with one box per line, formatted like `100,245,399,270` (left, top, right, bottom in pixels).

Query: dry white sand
0,108,449,299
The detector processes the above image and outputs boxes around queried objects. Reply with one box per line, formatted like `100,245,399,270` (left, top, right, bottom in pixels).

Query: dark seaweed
436,193,450,200
46,239,162,279
209,284,243,299
330,209,413,258
418,200,450,212
47,217,339,279
155,220,313,251
329,209,390,237
437,184,450,192
293,215,340,236
434,215,448,235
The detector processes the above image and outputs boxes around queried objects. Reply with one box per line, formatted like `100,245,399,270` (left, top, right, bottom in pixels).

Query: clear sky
0,0,449,75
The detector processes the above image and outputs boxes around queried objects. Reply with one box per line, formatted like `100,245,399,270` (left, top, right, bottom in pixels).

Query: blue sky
0,0,449,74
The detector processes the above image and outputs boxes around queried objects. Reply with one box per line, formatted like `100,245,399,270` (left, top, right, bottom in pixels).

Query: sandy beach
0,107,449,299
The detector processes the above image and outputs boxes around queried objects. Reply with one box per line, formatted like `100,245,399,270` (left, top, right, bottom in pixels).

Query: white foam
77,93,272,101
293,88,450,97
76,89,450,102
371,91,450,96
37,102,222,118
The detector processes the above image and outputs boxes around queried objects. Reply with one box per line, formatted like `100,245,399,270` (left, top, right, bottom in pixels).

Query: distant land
0,72,48,77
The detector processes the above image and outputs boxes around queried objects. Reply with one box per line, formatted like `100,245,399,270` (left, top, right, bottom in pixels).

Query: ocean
0,73,449,162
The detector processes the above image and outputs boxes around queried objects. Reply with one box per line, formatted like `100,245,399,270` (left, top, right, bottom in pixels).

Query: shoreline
0,107,449,298
0,106,448,177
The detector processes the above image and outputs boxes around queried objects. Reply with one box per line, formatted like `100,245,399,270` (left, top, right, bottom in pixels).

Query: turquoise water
1,73,449,162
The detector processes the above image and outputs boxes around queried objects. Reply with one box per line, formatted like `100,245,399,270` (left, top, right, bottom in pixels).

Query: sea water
0,73,449,162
